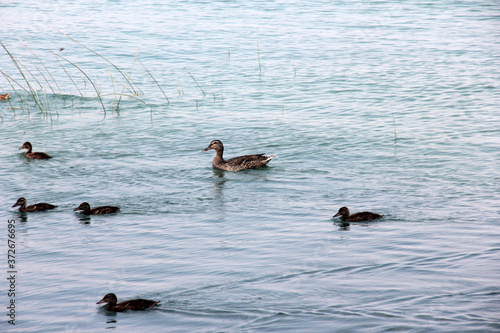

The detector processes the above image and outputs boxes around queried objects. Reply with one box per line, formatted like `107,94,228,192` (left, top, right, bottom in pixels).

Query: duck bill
202,146,212,152
96,299,106,304
333,212,341,218
12,203,19,208
74,207,82,211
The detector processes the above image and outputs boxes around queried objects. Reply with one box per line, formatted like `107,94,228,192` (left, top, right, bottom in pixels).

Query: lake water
1,1,499,332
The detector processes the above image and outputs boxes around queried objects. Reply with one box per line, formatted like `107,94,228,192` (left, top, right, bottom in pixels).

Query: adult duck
202,139,275,172
74,202,120,215
96,293,159,312
19,142,52,160
333,206,384,222
12,197,58,212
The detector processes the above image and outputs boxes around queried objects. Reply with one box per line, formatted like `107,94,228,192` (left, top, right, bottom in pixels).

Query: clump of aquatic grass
52,50,107,115
21,39,63,97
1,41,46,116
1,32,224,119
1,71,29,115
56,29,143,98
1,40,120,118
0,35,168,119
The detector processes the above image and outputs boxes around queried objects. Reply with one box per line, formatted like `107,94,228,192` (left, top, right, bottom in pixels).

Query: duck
202,140,275,172
74,202,120,215
12,197,58,212
0,93,11,101
96,293,159,312
333,206,384,222
19,142,52,160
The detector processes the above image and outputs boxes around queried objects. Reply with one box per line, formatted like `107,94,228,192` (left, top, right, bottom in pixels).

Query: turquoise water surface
1,1,499,332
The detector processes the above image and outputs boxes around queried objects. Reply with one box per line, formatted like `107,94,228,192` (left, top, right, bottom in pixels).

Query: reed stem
117,48,142,108
184,66,205,96
139,59,169,103
391,104,397,141
208,82,215,101
257,41,262,75
55,57,83,97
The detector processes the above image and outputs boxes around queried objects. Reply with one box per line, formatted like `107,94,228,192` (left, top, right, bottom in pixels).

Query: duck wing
348,212,384,222
226,154,275,170
25,203,58,212
27,152,52,159
90,206,120,215
115,299,159,311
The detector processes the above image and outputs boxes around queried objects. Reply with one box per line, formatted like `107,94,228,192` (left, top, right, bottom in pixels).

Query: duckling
96,293,159,312
0,93,11,101
19,142,52,160
202,140,275,172
333,206,384,222
12,197,58,212
74,202,120,215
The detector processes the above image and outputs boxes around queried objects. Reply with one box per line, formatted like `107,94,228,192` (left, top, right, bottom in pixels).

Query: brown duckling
12,197,58,212
333,206,384,222
74,202,120,215
97,293,159,312
19,142,52,160
202,139,275,172
0,93,11,101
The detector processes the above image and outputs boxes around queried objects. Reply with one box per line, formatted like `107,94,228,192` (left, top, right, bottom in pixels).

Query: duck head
203,140,224,152
19,142,32,152
74,202,91,212
12,197,27,208
333,207,350,219
97,293,117,305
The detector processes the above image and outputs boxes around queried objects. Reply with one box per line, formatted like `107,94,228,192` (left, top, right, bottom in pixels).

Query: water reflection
78,215,92,224
210,168,227,219
334,220,351,231
211,167,226,180
97,308,118,329
13,211,29,222
334,219,383,231
105,317,117,329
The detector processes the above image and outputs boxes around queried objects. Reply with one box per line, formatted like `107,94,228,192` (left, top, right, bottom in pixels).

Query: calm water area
1,1,499,332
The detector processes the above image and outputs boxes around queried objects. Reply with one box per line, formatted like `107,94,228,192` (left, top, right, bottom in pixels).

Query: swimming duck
202,140,275,172
19,142,52,160
12,197,58,212
74,202,120,215
96,293,159,312
333,207,384,222
0,93,11,101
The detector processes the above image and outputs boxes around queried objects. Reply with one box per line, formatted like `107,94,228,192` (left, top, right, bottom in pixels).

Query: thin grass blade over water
0,35,182,118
